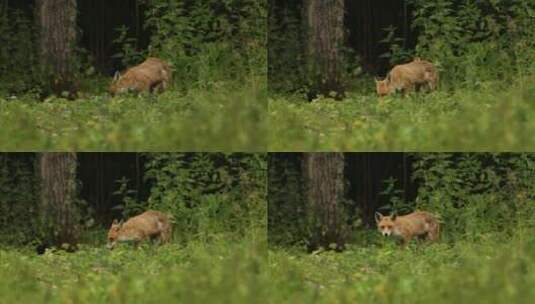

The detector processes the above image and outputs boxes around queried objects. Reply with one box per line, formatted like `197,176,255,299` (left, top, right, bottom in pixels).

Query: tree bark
39,153,79,249
303,0,345,99
302,153,346,251
37,0,78,97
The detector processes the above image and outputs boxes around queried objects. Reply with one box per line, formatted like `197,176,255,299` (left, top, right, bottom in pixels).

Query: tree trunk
39,153,79,249
302,153,346,251
37,0,78,98
303,0,345,100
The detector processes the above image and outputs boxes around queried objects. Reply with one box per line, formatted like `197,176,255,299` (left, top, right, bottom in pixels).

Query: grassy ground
5,231,534,304
0,77,266,151
269,74,535,151
0,236,267,304
268,231,535,303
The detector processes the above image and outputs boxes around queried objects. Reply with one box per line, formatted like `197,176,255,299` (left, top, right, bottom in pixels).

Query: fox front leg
160,231,170,244
402,84,416,96
401,236,412,248
427,226,440,242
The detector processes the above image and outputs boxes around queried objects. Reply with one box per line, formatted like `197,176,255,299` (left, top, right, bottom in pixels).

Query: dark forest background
269,153,535,251
0,153,266,247
0,0,265,95
269,0,535,96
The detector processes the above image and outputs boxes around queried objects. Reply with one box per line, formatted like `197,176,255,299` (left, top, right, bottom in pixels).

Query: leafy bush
0,0,266,95
138,0,266,90
268,1,306,93
409,0,535,88
412,153,535,241
0,154,39,245
0,6,39,94
267,154,307,247
268,152,535,249
141,153,266,243
0,152,267,248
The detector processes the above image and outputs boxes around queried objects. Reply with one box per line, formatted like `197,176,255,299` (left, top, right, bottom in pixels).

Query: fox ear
392,214,397,221
375,212,383,223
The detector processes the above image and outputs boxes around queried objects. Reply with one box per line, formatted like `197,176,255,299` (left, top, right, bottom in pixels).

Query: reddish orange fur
107,210,172,249
375,58,438,97
108,57,172,95
375,210,440,247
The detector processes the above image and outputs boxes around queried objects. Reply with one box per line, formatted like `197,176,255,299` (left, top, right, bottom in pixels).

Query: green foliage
379,25,414,65
412,153,535,241
378,177,410,215
0,239,267,303
0,6,39,94
112,176,146,219
111,25,147,68
269,232,535,303
268,152,535,249
268,154,307,247
0,152,266,250
141,153,266,243
139,0,266,90
270,1,535,150
0,154,39,246
0,1,267,150
0,0,266,97
409,0,535,88
0,79,266,150
268,1,306,93
268,74,535,150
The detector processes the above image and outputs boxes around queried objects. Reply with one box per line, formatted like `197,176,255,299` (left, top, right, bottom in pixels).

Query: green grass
269,75,535,151
0,236,267,304
6,232,535,304
0,78,266,151
268,231,535,303
3,225,535,303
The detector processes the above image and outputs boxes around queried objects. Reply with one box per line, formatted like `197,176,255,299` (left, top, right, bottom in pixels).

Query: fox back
375,211,440,246
109,57,172,95
107,210,172,249
375,58,438,96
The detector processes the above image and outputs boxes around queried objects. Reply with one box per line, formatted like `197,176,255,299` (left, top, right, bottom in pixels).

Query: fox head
375,78,390,97
108,71,136,95
375,212,397,237
107,219,123,249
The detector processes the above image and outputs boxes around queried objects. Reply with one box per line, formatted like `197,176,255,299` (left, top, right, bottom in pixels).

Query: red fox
375,210,440,246
375,58,438,97
107,210,172,249
108,57,172,95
